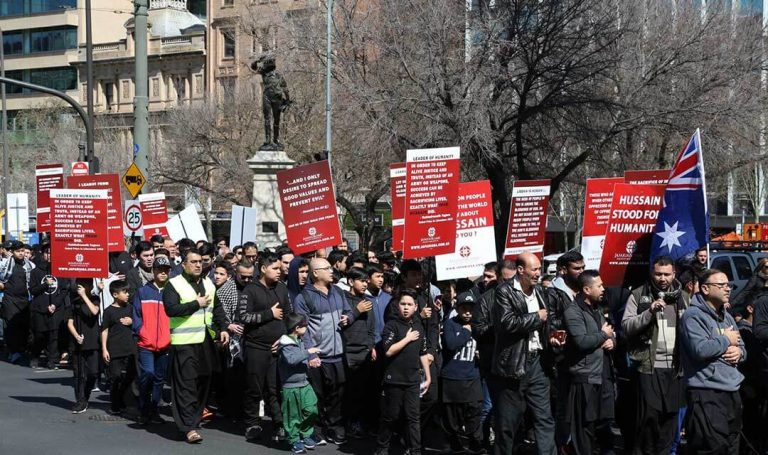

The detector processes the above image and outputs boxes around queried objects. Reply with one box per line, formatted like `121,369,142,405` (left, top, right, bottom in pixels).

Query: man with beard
489,252,556,455
238,253,293,442
163,249,230,444
621,256,687,455
0,240,35,364
563,270,615,455
546,251,585,448
29,244,68,369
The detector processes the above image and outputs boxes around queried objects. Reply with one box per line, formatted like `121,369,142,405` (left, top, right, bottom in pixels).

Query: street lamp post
85,0,97,173
1,27,8,239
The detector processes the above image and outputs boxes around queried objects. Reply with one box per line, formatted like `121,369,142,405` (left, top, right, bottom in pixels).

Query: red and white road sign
123,200,143,237
71,161,89,176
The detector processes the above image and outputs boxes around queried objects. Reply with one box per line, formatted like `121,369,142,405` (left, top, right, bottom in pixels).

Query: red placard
50,189,109,278
403,147,461,258
68,174,124,252
389,163,406,252
435,180,496,280
139,192,169,238
599,183,666,287
581,177,623,269
35,163,64,233
277,161,342,255
624,169,670,185
503,179,551,260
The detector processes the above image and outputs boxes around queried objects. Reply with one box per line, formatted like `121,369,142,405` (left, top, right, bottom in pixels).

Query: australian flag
650,129,709,263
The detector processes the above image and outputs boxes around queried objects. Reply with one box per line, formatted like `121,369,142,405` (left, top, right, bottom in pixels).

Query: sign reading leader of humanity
277,160,342,255
403,147,461,259
50,189,109,278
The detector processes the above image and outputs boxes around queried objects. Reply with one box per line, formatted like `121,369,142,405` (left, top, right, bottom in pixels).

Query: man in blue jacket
294,258,354,445
680,268,745,455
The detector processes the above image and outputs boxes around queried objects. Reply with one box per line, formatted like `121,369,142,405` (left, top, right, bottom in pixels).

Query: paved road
0,359,379,455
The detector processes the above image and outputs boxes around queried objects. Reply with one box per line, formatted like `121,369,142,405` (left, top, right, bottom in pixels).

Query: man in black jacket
237,253,293,442
489,252,555,455
563,270,615,455
0,240,34,364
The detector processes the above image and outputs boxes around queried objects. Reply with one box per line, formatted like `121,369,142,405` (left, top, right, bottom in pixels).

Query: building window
105,82,115,111
222,29,236,59
152,78,160,98
194,74,203,94
174,75,186,101
1,0,76,17
6,70,22,94
28,67,77,91
3,32,22,55
223,0,234,5
30,26,77,53
220,77,235,103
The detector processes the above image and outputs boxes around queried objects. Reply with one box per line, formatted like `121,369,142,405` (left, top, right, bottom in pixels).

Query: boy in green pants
279,313,321,454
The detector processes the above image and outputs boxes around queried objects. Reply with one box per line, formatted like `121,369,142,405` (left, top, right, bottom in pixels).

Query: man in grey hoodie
680,269,745,455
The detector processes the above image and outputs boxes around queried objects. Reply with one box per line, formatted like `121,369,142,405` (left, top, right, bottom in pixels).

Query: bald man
489,252,556,455
294,258,355,445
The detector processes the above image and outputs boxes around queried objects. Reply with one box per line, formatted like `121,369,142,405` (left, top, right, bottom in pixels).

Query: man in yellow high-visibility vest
162,248,230,444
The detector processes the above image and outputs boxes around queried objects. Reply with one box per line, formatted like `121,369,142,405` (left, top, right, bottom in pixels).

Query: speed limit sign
123,200,144,236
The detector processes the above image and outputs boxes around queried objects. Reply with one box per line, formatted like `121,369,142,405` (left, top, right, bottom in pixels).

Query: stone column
248,149,295,248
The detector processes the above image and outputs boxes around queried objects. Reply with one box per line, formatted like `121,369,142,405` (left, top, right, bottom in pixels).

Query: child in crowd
441,292,484,453
279,313,321,454
66,279,101,413
101,280,136,416
342,267,376,437
376,289,432,455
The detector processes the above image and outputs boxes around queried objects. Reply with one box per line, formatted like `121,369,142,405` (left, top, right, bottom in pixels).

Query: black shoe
245,425,263,441
326,433,347,445
150,413,165,424
272,426,286,441
107,408,122,416
72,400,88,414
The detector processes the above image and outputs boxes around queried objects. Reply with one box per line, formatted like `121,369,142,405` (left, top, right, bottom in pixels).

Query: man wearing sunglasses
680,269,745,455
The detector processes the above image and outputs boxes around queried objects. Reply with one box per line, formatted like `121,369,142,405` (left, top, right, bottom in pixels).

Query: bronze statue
251,54,291,151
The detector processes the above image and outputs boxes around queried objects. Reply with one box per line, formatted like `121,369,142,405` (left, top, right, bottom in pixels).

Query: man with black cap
0,240,35,363
442,291,484,454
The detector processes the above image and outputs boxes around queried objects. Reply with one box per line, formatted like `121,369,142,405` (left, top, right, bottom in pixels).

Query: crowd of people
0,235,764,455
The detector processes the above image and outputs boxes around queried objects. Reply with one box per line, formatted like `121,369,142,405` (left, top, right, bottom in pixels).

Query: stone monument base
247,149,296,249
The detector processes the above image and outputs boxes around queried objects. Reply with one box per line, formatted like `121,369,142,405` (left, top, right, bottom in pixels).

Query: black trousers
169,344,212,433
220,356,246,419
72,348,99,403
343,351,375,426
443,400,483,448
377,383,421,454
308,360,345,439
2,297,29,355
32,329,58,363
685,388,741,455
243,347,282,427
108,355,136,412
488,354,556,455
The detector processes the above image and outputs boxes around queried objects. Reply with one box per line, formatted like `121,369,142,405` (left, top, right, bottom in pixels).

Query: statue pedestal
247,149,296,249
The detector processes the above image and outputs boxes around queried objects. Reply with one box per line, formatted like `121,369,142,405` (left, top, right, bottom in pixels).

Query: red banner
389,163,406,252
503,180,551,260
139,192,169,238
277,161,342,255
35,163,64,233
599,183,666,287
435,180,496,280
581,177,623,269
403,147,461,258
624,169,670,185
68,174,124,252
50,189,109,278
